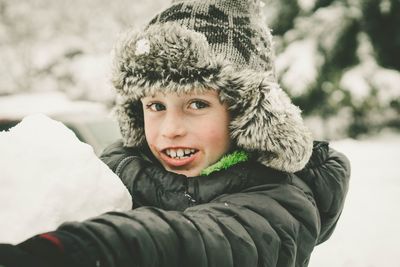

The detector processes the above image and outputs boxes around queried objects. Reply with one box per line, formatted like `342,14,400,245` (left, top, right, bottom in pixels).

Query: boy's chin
164,166,200,178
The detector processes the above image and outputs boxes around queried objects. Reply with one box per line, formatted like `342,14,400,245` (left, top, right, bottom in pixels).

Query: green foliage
265,0,300,35
313,0,336,10
325,19,359,69
362,0,400,69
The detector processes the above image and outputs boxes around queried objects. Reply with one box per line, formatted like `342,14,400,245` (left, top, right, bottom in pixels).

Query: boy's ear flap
226,71,313,173
114,99,146,148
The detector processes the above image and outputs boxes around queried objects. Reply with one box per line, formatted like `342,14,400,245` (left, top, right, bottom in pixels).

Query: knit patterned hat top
112,0,313,172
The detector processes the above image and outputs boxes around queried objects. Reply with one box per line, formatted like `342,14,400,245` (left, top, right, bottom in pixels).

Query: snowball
0,114,132,244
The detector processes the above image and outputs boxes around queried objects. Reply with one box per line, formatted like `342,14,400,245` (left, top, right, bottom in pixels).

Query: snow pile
309,132,400,267
0,114,132,244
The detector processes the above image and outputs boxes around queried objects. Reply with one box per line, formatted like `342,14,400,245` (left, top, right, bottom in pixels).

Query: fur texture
112,22,313,172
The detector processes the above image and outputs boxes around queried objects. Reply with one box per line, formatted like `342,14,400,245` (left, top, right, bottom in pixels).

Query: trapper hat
112,0,313,172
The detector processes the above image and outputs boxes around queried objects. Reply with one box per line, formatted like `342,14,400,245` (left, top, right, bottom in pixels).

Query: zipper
184,192,197,206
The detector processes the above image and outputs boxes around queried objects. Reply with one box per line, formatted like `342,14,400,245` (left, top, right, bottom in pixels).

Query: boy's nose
161,111,187,139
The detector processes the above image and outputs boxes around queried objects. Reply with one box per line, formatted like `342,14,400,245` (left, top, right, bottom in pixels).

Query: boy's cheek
147,143,160,158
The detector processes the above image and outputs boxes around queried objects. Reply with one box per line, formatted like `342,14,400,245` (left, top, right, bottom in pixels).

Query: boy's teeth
165,148,197,159
177,149,184,157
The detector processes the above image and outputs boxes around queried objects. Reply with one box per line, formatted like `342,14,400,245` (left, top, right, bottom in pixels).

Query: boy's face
141,90,231,177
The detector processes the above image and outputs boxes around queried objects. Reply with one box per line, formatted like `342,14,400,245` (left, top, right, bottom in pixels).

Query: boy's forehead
141,89,220,99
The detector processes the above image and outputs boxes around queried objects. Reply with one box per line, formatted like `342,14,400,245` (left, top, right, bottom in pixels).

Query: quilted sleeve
16,182,320,267
295,141,351,243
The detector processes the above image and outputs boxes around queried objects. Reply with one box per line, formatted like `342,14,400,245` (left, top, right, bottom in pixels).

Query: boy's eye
146,103,166,111
189,100,209,110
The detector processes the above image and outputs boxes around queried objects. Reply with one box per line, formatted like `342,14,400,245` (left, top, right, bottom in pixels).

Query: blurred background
1,0,399,266
1,0,399,139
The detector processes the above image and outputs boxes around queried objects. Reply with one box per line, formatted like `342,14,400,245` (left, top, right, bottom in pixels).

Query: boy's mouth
164,148,198,159
159,147,199,167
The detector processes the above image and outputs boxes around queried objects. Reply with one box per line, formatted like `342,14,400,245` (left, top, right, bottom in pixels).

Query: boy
0,0,350,266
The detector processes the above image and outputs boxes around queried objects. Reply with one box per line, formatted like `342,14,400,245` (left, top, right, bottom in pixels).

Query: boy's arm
295,141,351,243
100,140,288,210
1,180,320,267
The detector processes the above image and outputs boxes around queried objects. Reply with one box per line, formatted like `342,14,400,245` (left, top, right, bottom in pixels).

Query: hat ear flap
114,99,146,148
228,73,313,172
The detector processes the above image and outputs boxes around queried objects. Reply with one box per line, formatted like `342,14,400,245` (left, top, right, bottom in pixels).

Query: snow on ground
309,131,400,267
0,114,132,244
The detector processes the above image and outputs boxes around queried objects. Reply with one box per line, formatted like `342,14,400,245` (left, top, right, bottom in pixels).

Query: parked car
0,92,121,155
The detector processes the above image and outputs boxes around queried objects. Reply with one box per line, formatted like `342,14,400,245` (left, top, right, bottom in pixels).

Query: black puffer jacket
8,141,349,267
100,140,349,245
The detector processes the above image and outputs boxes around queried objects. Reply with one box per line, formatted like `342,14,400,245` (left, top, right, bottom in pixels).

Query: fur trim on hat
112,22,313,172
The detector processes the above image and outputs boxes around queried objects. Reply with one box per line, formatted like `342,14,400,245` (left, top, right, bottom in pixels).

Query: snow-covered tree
1,0,398,138
264,0,400,138
0,0,168,104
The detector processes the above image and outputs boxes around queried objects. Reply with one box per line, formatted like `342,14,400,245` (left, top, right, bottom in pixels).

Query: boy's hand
0,244,41,267
0,234,67,267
